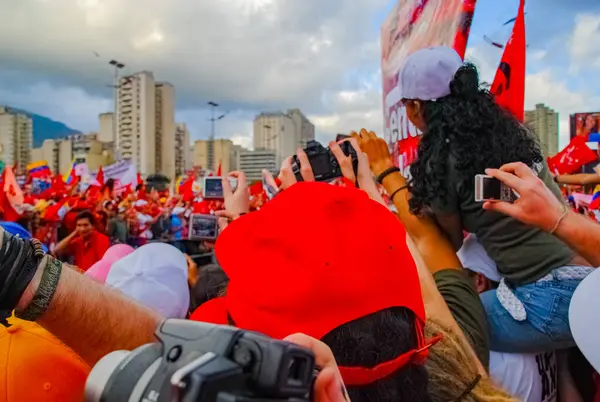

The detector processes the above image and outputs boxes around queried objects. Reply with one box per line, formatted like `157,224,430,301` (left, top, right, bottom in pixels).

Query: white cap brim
569,268,600,372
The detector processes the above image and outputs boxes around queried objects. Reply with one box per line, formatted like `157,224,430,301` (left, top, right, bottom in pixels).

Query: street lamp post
207,101,226,172
264,124,280,167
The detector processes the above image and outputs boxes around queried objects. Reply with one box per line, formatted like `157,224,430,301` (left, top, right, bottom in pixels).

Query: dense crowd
1,46,600,402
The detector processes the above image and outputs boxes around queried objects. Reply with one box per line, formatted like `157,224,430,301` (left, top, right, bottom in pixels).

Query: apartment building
175,123,191,177
31,134,114,175
116,71,156,176
155,82,176,179
98,112,114,143
0,106,33,173
253,109,314,168
525,103,559,157
237,149,277,182
193,139,238,174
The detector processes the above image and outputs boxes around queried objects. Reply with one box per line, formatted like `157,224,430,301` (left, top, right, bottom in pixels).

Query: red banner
491,0,526,121
548,135,598,175
381,0,477,177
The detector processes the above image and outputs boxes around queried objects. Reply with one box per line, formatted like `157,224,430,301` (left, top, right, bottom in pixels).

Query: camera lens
85,351,130,402
85,343,162,402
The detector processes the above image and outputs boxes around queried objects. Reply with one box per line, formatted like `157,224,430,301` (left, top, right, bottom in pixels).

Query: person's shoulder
433,268,471,286
93,230,110,242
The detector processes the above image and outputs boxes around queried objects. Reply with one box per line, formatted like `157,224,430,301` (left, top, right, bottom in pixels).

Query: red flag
491,0,526,121
453,0,477,58
0,167,24,222
96,165,105,187
216,161,222,177
136,173,143,186
249,181,264,196
547,135,598,175
52,174,66,192
179,177,196,202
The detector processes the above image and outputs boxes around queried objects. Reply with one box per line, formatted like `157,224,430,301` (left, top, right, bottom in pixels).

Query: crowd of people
1,45,600,402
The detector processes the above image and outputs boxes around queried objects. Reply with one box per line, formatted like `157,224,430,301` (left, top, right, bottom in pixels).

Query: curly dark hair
408,63,542,216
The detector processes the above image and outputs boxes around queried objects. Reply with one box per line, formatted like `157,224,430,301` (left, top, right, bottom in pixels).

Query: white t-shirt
490,351,557,402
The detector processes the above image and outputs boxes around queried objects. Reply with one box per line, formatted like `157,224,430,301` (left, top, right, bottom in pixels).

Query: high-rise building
525,103,559,157
253,109,314,168
0,106,33,173
238,149,277,182
193,139,237,174
98,113,114,143
155,82,176,179
175,123,190,177
116,71,156,176
231,145,244,172
287,108,315,148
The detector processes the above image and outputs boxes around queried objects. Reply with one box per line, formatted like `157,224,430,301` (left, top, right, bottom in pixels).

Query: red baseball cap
194,182,435,385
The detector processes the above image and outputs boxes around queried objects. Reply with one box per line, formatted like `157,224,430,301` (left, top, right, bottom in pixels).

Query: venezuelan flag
590,185,600,210
26,160,51,178
62,160,78,184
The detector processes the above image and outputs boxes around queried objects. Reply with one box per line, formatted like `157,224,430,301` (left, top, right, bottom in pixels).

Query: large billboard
381,0,477,177
570,112,600,173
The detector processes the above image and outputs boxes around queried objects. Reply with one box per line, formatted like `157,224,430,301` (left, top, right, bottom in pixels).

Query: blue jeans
481,266,589,354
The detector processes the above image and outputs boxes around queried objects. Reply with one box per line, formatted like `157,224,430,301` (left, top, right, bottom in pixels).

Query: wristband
389,185,410,201
16,257,63,322
0,234,42,326
376,167,401,184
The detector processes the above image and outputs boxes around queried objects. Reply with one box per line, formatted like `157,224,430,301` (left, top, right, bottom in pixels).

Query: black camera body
291,140,358,182
85,320,316,402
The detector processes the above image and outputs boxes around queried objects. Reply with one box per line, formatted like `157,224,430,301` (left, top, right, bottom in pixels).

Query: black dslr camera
291,140,358,182
85,320,316,402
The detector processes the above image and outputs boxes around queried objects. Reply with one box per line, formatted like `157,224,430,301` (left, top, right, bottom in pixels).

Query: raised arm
354,130,462,274
2,229,161,366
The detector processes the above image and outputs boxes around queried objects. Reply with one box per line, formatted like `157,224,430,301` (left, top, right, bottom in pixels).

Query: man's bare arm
53,230,76,255
556,173,600,186
553,211,600,267
485,163,600,267
17,255,161,366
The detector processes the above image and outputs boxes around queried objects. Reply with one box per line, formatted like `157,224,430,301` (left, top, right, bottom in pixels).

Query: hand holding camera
290,140,359,183
85,319,349,402
351,129,395,178
222,172,249,217
482,162,568,233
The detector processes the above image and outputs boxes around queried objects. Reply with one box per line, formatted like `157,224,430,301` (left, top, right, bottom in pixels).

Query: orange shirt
68,231,110,271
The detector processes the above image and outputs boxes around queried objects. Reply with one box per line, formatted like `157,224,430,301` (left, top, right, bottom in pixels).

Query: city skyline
0,0,599,153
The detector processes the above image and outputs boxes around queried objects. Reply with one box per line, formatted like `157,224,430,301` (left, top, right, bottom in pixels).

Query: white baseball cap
398,46,463,101
569,268,600,372
457,234,502,283
106,243,190,318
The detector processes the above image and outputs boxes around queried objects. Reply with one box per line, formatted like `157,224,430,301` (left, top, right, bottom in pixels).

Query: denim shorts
480,265,591,354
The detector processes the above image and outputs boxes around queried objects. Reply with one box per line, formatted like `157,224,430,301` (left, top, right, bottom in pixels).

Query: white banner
103,160,138,190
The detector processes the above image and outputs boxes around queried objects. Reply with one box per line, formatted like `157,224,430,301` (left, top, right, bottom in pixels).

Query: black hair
408,63,542,216
103,178,116,193
190,264,229,311
321,307,431,402
76,210,96,225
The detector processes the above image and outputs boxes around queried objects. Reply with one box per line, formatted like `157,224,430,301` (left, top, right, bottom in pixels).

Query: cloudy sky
0,0,599,150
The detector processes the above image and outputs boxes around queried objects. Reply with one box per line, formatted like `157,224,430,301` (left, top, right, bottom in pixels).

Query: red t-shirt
68,231,110,271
